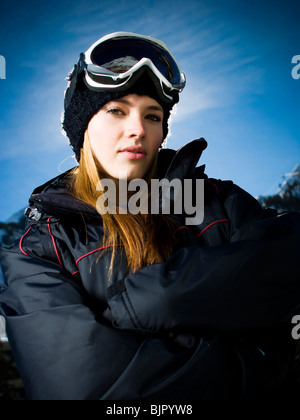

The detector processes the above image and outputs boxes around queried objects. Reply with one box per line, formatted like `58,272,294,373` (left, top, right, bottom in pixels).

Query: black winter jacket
1,139,300,400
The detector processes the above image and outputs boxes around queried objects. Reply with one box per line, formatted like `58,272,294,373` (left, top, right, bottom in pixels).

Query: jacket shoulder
203,176,263,215
1,208,86,285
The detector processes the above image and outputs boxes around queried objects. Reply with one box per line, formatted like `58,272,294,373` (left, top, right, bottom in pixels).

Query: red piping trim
175,226,193,234
75,244,124,268
19,227,32,256
47,217,63,267
195,219,230,238
72,221,229,275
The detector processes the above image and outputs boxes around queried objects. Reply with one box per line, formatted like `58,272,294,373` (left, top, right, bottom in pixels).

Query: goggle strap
65,53,87,109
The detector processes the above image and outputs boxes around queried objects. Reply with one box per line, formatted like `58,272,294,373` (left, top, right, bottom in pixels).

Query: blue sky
0,0,299,221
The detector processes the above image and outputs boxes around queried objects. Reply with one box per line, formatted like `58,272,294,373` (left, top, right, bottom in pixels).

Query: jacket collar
159,138,207,181
29,138,207,219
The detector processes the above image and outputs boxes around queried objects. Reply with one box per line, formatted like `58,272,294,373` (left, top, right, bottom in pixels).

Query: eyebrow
115,98,164,112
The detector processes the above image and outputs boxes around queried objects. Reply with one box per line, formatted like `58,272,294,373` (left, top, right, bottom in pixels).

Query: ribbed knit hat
62,74,175,162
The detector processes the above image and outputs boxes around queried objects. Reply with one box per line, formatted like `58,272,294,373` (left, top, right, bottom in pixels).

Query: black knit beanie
62,74,175,162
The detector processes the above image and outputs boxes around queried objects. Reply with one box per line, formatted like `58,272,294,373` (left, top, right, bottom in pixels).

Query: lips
119,146,147,160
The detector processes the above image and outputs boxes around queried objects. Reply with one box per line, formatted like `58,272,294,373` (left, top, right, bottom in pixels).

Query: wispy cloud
0,0,265,162
1,0,299,221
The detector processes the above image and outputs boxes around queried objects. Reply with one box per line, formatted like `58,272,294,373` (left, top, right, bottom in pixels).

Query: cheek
88,118,113,163
150,127,164,152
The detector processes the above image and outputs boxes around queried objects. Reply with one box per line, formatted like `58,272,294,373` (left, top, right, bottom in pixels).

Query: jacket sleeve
106,184,300,395
107,183,300,333
0,234,257,401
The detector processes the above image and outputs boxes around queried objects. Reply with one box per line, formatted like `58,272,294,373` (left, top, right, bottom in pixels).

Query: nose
124,112,146,139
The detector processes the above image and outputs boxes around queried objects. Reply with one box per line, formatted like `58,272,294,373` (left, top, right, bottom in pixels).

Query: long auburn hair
69,131,178,276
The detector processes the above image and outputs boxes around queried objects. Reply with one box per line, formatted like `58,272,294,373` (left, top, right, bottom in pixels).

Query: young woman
0,32,300,400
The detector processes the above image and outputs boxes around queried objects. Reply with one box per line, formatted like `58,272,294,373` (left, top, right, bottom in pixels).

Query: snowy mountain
0,209,26,284
278,164,300,197
0,209,26,247
258,164,300,212
0,209,26,342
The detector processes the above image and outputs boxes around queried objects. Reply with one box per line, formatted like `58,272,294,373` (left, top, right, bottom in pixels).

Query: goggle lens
90,37,182,85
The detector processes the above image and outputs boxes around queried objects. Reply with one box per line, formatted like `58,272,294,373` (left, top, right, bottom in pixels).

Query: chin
122,171,146,181
115,165,148,181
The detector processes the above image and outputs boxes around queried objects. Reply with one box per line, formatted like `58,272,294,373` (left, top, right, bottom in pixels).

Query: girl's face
87,94,164,180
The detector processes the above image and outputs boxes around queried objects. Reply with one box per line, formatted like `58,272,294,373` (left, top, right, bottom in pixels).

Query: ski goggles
66,32,186,106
